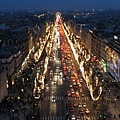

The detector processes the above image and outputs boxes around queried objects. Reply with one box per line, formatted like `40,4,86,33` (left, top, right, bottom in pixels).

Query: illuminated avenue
0,11,120,120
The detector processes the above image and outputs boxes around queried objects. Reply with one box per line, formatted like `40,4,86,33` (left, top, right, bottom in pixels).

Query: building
0,65,8,103
0,46,21,87
105,36,120,81
80,25,120,81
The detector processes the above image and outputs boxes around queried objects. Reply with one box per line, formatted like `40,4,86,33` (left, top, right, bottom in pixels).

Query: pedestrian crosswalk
0,115,96,120
43,96,89,101
39,116,65,120
80,116,96,120
39,116,96,120
44,96,64,101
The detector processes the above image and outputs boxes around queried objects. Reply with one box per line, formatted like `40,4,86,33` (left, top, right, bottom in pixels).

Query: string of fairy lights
63,22,103,101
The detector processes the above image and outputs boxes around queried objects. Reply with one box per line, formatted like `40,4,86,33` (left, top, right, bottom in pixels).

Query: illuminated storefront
105,46,120,81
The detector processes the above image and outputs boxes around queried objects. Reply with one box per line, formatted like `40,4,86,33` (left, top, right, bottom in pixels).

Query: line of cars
58,20,90,120
68,102,90,114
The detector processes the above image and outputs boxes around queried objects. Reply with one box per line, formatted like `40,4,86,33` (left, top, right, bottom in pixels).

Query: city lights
63,24,103,101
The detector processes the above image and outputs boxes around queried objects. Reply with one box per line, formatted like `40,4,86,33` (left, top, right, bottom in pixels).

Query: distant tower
56,12,61,23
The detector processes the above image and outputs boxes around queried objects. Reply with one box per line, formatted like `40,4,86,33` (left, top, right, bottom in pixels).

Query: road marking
40,116,65,120
44,96,64,101
44,96,89,101
79,116,96,120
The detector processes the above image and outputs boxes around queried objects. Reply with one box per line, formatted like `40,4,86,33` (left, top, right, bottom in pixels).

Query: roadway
36,19,97,120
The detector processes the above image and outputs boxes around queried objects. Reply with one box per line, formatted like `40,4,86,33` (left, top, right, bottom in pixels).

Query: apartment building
0,46,22,87
80,25,120,81
105,36,120,81
0,66,8,103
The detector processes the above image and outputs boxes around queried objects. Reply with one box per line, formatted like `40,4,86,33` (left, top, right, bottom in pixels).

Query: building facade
80,25,120,81
0,66,8,103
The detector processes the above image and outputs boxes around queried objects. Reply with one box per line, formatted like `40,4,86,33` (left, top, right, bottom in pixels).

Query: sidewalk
0,77,34,120
104,73,120,120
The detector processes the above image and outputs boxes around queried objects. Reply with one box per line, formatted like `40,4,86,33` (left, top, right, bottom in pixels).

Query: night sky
0,0,120,11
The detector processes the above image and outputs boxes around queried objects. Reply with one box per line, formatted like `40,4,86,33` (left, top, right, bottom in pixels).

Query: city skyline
0,0,120,11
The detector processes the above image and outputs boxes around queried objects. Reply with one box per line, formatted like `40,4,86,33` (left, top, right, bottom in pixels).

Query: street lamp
12,109,14,118
114,98,116,107
109,90,110,98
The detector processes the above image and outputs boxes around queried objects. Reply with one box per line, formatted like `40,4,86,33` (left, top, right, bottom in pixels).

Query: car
83,103,86,107
85,108,90,114
52,81,56,85
71,89,75,94
79,84,82,87
56,67,59,72
45,84,49,89
50,70,53,75
68,103,72,107
76,94,80,98
80,80,83,83
73,85,78,89
73,82,76,85
70,115,76,120
52,97,56,102
69,107,74,112
76,79,80,83
81,94,85,97
79,109,85,114
71,93,76,97
80,88,82,92
34,94,40,100
78,104,82,108
76,116,81,120
67,93,71,97
73,103,78,107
